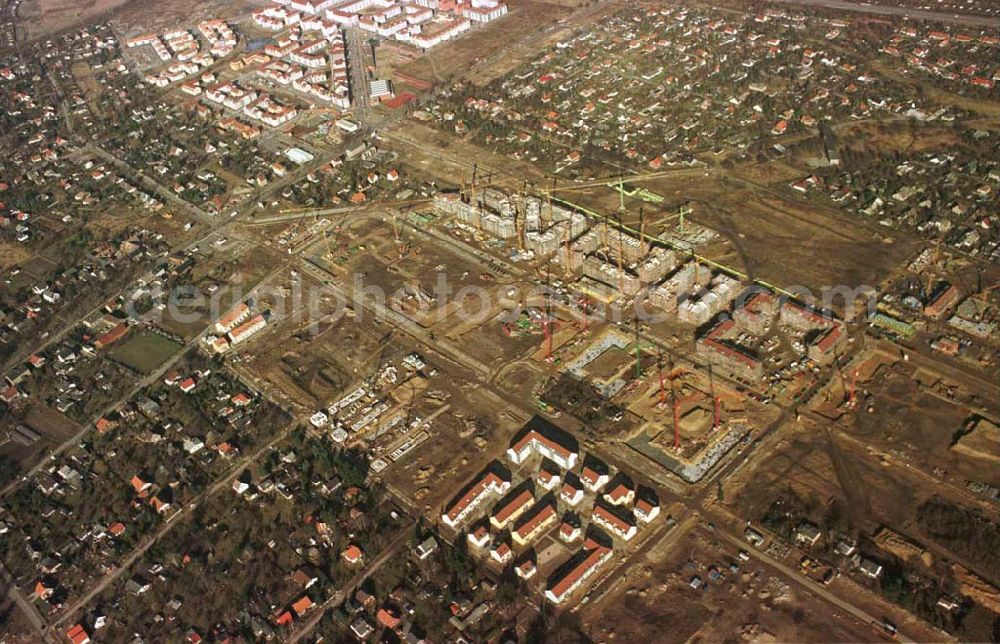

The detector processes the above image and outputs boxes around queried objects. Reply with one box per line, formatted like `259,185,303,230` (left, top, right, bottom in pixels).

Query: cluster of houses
0,67,200,270
2,326,122,416
69,428,411,641
429,4,942,172
782,519,970,614
0,360,270,631
881,25,1000,92
439,418,660,605
253,0,506,52
125,21,237,87
201,81,300,129
0,227,166,355
342,572,437,643
2,239,192,420
792,147,1000,266
74,155,171,212
240,21,352,109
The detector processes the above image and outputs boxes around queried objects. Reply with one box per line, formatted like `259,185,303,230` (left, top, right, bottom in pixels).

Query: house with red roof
634,498,660,523
490,540,512,564
291,595,314,617
467,524,490,549
231,392,252,406
544,543,612,604
603,483,634,507
516,559,537,580
150,494,171,515
506,422,578,470
34,579,56,600
441,469,511,528
66,624,90,644
95,323,129,349
580,466,609,493
592,504,637,541
1,386,21,405
342,544,364,565
560,481,583,506
559,521,581,543
376,605,401,629
130,475,152,496
537,467,560,491
512,502,557,546
490,489,534,530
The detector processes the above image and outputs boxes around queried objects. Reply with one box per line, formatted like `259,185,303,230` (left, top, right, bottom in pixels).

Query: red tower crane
657,352,667,409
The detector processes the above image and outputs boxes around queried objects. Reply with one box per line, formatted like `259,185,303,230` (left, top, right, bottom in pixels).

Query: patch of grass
111,331,182,374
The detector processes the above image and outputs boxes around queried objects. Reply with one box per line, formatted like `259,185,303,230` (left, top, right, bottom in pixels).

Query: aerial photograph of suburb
0,0,999,640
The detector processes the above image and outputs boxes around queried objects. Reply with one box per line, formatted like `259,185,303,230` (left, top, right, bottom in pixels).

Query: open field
721,415,1000,641
581,522,879,643
565,171,918,297
0,244,33,272
18,0,128,38
229,288,390,412
812,345,1000,493
18,0,256,39
110,331,182,374
384,122,552,191
396,120,920,298
382,386,525,513
393,0,576,88
453,314,549,372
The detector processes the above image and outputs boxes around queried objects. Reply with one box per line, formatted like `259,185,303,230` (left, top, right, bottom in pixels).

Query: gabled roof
291,595,313,616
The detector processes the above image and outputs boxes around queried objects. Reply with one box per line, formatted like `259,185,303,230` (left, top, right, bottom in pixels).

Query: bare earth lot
582,522,878,643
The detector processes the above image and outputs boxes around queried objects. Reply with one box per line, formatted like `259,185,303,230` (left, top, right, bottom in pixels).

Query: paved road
3,258,289,638
296,219,928,643
297,259,494,380
770,0,1000,26
0,245,249,497
47,259,299,628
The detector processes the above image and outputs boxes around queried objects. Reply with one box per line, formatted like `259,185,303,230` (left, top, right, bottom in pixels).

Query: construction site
231,170,875,493
7,0,1000,640
215,158,999,604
